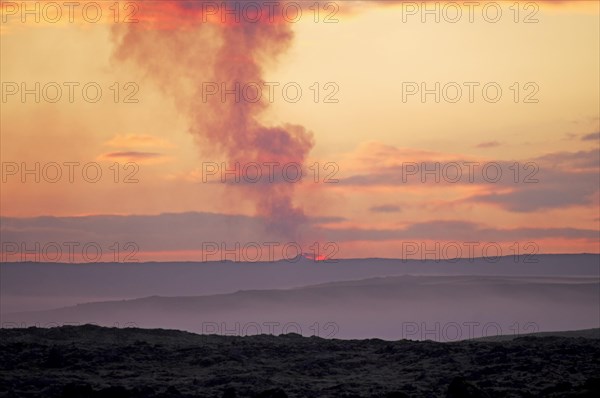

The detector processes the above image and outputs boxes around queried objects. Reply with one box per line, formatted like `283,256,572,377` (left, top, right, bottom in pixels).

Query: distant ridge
3,254,599,312
4,274,598,340
474,328,600,342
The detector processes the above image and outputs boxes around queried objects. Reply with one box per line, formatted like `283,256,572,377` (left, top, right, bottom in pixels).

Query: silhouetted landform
1,325,599,398
475,328,600,342
2,254,598,313
4,275,598,340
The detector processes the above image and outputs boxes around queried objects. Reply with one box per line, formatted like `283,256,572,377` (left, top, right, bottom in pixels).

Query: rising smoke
111,1,314,240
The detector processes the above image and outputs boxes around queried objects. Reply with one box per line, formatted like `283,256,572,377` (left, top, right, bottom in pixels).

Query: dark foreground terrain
0,326,599,398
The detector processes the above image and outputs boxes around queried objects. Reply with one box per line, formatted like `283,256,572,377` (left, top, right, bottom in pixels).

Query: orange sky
1,1,599,261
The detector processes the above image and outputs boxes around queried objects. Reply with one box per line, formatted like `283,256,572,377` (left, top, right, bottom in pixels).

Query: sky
1,0,599,261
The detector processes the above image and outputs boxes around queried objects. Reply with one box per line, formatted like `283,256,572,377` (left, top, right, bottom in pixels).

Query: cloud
535,150,599,170
0,213,272,256
341,145,599,212
99,151,167,164
581,132,600,141
1,213,596,261
464,150,599,212
0,212,346,259
100,135,172,164
370,205,402,213
466,186,595,212
475,141,501,148
315,220,598,243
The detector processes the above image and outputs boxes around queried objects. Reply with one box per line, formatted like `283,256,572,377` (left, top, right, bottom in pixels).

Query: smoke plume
111,1,314,240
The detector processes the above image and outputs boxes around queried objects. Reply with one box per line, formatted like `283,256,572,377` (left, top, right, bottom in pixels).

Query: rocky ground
0,325,598,398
